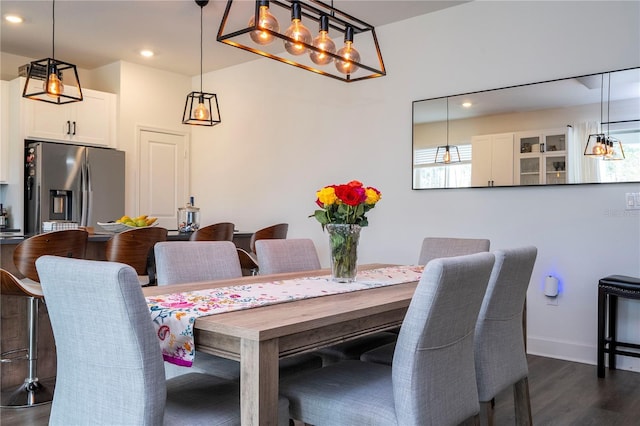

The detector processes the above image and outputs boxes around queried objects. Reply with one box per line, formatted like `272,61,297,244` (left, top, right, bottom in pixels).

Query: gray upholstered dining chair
255,238,321,275
35,255,290,426
361,236,492,364
153,240,322,381
280,252,496,426
474,246,537,425
418,237,490,265
154,241,242,286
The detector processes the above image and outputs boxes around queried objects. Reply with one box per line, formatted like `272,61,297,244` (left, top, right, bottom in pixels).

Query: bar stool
0,229,88,407
597,275,640,378
237,223,288,275
104,227,167,286
189,222,235,241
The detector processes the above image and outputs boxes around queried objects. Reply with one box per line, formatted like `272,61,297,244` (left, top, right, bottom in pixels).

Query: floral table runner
146,265,423,366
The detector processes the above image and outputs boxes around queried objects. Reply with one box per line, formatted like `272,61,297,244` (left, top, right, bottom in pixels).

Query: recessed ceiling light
5,14,23,24
462,102,472,108
140,50,154,58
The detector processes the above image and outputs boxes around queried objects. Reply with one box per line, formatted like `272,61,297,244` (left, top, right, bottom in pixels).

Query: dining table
142,263,421,425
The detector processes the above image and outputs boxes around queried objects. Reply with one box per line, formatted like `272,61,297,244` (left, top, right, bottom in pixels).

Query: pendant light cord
606,72,611,138
446,97,449,147
52,0,56,58
200,3,203,93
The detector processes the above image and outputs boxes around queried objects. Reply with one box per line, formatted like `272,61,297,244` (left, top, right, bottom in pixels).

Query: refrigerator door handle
86,162,93,228
80,163,89,227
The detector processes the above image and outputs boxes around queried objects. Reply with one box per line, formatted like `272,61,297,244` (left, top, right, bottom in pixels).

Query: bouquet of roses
311,180,381,229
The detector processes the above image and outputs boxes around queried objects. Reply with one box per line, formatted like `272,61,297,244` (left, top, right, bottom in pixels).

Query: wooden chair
189,222,235,242
0,229,88,407
104,227,167,285
35,255,290,425
237,223,289,276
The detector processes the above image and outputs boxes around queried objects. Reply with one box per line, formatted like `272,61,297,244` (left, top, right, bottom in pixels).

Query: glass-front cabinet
514,129,568,185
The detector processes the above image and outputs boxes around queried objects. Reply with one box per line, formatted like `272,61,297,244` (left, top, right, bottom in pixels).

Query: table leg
241,338,279,425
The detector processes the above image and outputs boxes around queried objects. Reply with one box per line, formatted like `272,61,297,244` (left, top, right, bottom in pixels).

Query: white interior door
138,129,189,230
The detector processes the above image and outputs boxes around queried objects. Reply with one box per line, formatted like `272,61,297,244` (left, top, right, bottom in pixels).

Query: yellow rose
317,186,338,206
365,187,381,204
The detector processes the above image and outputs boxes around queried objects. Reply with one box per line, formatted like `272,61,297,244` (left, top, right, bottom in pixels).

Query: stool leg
608,294,618,371
0,297,54,407
597,287,606,378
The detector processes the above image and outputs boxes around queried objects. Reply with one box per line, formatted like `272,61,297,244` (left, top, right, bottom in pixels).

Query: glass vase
326,223,361,283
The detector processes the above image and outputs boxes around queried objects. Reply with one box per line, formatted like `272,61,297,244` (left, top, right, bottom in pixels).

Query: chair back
190,222,235,242
105,227,167,275
35,256,165,425
13,230,88,282
256,239,321,275
392,252,495,425
418,237,490,265
249,223,289,253
155,241,242,285
474,246,537,402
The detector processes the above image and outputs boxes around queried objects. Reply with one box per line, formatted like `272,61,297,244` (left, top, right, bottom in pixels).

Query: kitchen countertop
0,230,253,245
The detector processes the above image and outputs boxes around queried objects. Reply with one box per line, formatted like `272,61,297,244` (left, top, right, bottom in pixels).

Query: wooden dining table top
142,263,420,425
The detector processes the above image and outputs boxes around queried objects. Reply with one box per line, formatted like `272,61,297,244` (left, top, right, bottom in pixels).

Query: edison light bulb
605,139,615,159
335,27,360,74
310,15,335,66
249,1,279,45
194,101,210,121
283,1,311,56
592,136,606,156
44,72,64,97
443,147,451,164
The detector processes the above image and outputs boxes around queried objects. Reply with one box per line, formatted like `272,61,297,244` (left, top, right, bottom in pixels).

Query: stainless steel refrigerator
24,140,125,234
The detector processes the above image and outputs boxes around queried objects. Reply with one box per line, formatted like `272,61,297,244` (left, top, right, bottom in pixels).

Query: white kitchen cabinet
23,82,116,148
0,80,9,183
471,133,514,187
514,129,568,185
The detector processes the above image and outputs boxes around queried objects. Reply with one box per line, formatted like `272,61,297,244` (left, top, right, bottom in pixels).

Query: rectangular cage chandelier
217,0,386,83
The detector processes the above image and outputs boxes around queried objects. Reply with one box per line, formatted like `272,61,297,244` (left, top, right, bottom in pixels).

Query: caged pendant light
434,98,461,164
22,0,82,104
217,0,385,83
584,72,625,160
183,0,222,126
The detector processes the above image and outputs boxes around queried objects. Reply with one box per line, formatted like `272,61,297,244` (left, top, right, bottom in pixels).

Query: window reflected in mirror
412,67,640,189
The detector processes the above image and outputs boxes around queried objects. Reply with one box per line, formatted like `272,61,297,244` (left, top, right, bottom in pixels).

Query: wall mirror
412,67,640,189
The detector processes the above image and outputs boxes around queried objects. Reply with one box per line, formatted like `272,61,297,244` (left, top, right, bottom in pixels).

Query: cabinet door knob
72,121,76,135
66,120,71,135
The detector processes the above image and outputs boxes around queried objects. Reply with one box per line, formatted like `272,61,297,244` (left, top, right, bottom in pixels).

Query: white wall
190,1,640,370
92,61,192,216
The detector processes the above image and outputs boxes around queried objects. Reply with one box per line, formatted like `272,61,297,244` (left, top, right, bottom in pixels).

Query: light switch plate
625,192,640,210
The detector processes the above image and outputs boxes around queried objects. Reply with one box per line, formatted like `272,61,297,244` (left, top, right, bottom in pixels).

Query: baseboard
527,336,640,373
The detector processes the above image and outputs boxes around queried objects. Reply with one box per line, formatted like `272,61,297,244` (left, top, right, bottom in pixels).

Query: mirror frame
412,67,640,190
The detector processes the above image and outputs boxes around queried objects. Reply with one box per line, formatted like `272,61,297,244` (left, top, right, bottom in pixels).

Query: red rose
335,184,366,206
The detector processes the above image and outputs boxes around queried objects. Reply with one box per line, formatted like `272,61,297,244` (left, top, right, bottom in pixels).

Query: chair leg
479,400,494,426
608,295,618,371
0,297,54,407
513,376,532,426
597,287,606,378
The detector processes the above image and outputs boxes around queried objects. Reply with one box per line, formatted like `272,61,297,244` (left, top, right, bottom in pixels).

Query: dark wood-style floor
1,354,639,425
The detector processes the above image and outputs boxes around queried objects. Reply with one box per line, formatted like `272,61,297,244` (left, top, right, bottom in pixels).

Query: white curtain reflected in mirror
568,121,600,183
